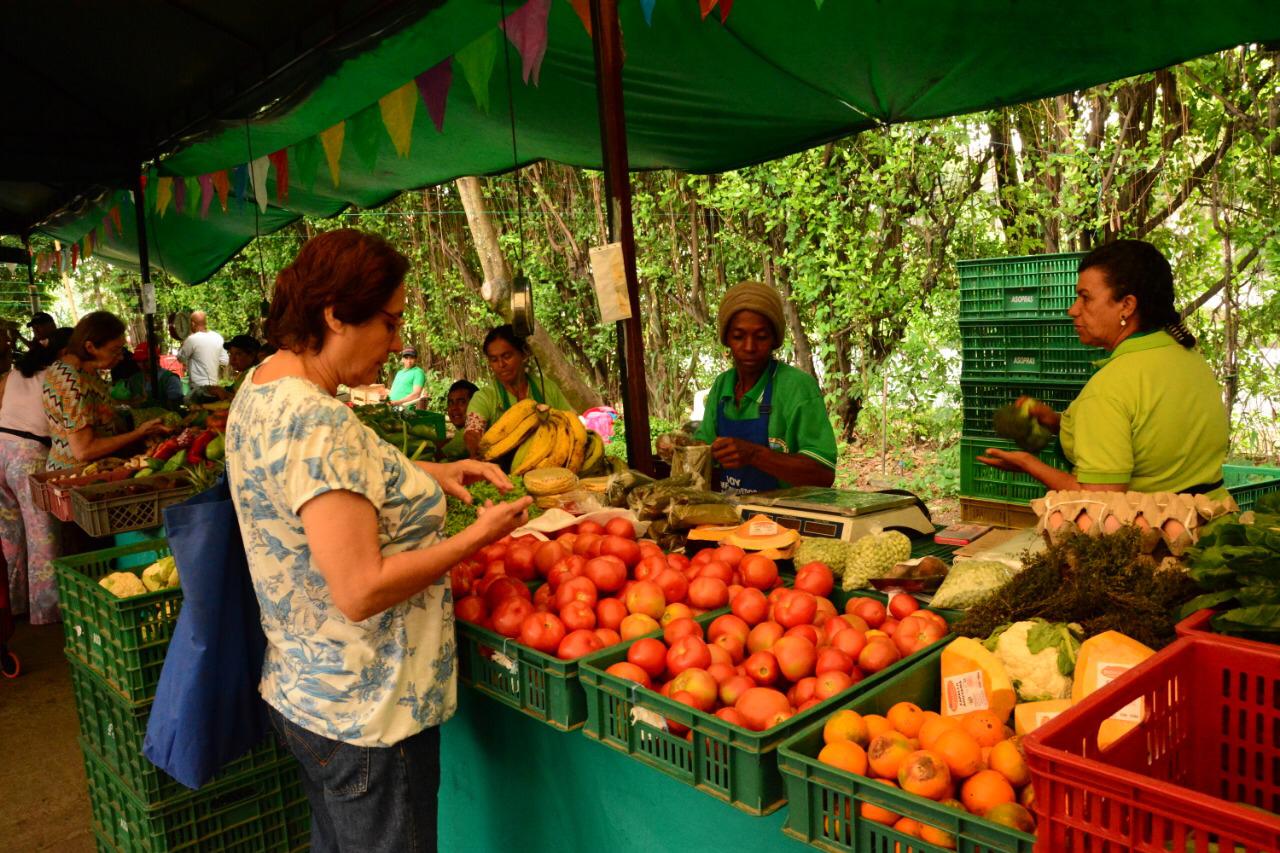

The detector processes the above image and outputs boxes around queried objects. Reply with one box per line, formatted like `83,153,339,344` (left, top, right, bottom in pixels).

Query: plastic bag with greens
929,558,1019,610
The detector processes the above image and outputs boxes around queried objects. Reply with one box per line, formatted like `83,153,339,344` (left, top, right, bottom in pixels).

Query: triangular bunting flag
720,0,734,21
416,58,453,133
83,232,94,260
456,30,499,112
501,0,552,86
101,214,113,240
268,150,290,203
320,123,345,187
198,174,215,218
350,105,382,172
379,82,417,158
71,244,79,270
699,0,717,18
156,177,173,217
568,0,592,35
292,137,321,191
232,164,249,206
110,206,122,234
249,156,270,212
640,0,656,25
173,177,187,215
211,170,230,211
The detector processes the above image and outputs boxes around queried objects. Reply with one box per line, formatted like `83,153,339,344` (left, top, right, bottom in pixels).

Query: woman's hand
1016,396,1061,432
473,496,533,544
418,459,512,503
710,436,760,469
977,447,1034,473
134,418,171,439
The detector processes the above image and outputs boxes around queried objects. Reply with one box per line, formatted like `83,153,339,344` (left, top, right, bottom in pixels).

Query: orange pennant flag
379,82,418,158
211,170,230,212
320,123,345,188
699,0,717,18
156,177,173,217
568,0,591,34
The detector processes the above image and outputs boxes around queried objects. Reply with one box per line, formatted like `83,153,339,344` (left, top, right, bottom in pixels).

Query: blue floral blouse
226,372,456,746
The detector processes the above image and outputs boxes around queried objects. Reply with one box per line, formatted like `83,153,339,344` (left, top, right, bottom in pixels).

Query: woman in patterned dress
41,311,169,470
0,328,71,623
225,229,531,853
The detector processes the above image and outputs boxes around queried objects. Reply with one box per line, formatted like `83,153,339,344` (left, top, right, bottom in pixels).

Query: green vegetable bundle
442,476,538,538
1180,491,1280,642
992,399,1051,452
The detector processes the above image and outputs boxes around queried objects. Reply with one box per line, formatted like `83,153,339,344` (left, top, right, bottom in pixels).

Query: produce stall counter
439,688,814,853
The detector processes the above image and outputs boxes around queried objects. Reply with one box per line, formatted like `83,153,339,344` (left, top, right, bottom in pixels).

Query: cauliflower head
99,571,148,598
141,556,180,592
983,619,1082,701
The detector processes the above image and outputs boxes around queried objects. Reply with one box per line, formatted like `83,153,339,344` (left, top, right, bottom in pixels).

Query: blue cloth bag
143,475,269,789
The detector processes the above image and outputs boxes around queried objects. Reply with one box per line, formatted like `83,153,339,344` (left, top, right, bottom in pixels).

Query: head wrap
717,280,786,346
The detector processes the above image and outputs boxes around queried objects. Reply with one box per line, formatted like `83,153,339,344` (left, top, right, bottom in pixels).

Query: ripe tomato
519,612,566,653
584,555,627,593
559,599,597,631
593,628,621,647
794,562,835,597
847,597,886,628
734,686,792,731
555,576,599,611
739,554,779,590
697,560,734,584
635,554,668,582
596,597,628,631
774,590,818,629
744,650,779,686
491,597,535,638
888,593,921,619
482,576,531,611
604,517,636,540
605,661,651,688
532,541,568,577
599,536,642,568
666,635,712,677
688,577,730,609
653,569,689,606
455,595,487,624
711,544,747,568
624,580,666,620
731,587,769,625
557,628,604,660
627,637,668,679
663,617,703,645
504,540,539,581
576,520,606,536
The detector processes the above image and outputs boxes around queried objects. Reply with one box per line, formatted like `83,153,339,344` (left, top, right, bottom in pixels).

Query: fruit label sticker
943,670,990,715
489,650,520,679
1095,662,1143,722
748,520,779,537
1034,710,1063,729
630,706,669,732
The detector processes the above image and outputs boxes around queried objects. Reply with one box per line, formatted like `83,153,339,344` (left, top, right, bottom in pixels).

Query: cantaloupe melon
940,637,1017,723
1013,699,1073,736
1072,631,1154,749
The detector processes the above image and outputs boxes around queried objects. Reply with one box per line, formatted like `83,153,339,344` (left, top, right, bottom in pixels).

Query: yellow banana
480,400,545,460
511,423,558,475
580,430,604,473
538,412,573,469
563,410,588,472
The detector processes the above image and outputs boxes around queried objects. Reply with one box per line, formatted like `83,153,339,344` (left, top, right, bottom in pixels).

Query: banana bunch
477,399,609,476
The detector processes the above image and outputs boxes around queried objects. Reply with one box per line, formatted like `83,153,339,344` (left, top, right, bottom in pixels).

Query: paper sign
589,242,631,322
631,706,669,732
943,670,990,714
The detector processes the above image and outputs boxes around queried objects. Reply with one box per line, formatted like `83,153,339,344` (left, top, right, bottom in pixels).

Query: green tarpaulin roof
23,0,1280,283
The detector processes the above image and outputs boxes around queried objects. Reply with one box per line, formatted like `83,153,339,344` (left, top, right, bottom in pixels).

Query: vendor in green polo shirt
693,281,838,493
387,346,426,407
979,240,1228,495
465,325,573,460
437,379,478,460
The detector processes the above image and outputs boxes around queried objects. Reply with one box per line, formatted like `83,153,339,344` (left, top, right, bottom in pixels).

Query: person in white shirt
177,311,228,396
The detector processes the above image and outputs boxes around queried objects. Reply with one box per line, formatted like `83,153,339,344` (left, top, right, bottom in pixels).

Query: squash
1072,631,1154,749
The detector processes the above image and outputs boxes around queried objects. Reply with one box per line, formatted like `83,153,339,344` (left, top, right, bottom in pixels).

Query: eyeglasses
378,309,405,333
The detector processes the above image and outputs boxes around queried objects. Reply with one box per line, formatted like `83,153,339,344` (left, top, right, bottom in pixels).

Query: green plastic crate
960,320,1102,381
957,252,1086,321
54,538,179,706
68,654,289,805
1224,463,1280,512
960,379,1083,440
959,437,1069,505
577,594,953,816
777,646,1036,853
83,741,309,853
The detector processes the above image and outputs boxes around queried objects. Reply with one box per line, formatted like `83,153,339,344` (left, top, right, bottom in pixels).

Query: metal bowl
511,273,535,338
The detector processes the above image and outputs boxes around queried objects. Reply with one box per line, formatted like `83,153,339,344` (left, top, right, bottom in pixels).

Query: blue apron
715,361,779,494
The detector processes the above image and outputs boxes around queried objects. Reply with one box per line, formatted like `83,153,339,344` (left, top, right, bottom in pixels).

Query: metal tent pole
22,238,39,312
131,174,162,401
588,0,654,476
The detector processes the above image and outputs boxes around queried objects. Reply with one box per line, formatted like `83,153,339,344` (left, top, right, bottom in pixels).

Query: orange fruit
867,732,913,779
1019,782,1036,811
860,778,901,826
933,728,984,779
863,714,893,739
962,710,1006,748
986,802,1036,833
897,750,951,800
886,701,926,738
823,709,870,748
988,739,1030,787
918,714,961,750
893,816,922,838
818,740,868,776
919,822,958,849
961,769,1016,815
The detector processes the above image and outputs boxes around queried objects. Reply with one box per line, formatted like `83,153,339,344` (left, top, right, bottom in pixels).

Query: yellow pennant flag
379,82,417,158
320,122,346,188
156,177,173,217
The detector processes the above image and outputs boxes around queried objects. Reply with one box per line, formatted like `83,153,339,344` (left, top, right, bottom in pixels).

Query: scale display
734,488,931,541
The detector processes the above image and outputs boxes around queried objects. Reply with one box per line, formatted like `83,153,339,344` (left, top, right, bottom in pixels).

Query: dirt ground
0,619,94,852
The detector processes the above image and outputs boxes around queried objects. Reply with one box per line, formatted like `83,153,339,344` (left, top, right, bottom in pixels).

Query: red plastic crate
1023,634,1280,853
1175,608,1280,654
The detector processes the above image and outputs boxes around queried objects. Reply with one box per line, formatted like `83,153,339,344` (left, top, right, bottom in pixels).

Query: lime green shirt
389,366,425,402
467,372,573,426
1059,331,1227,492
693,361,838,484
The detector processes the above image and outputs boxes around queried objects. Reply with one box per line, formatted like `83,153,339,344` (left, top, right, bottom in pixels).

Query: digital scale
732,487,935,542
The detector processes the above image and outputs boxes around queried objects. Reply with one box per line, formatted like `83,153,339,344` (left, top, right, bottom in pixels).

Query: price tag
490,651,520,677
747,520,779,537
630,706,669,732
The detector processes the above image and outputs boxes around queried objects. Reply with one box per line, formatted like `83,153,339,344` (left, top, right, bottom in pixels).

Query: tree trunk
768,231,817,379
455,176,603,412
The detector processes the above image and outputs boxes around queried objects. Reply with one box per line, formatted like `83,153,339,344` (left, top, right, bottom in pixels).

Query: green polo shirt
693,361,838,483
467,372,573,426
1059,330,1227,492
389,366,425,402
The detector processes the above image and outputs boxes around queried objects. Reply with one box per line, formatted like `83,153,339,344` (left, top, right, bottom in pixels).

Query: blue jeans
269,707,440,853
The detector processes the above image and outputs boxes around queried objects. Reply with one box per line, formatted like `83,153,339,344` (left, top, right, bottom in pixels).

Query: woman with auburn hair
42,311,169,469
226,228,530,851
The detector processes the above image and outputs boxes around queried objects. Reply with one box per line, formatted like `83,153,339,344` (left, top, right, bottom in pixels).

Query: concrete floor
0,619,95,852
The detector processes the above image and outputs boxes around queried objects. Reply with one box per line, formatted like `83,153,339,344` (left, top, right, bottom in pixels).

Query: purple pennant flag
232,164,249,207
173,177,187,215
198,175,214,218
500,0,551,86
416,57,453,133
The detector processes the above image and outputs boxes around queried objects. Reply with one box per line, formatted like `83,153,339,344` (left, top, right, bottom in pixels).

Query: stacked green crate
53,539,310,852
957,253,1101,513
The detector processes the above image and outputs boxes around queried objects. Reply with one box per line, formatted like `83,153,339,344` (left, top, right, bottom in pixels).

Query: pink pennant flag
101,214,113,240
211,171,230,212
501,0,552,86
415,58,453,133
719,0,734,21
568,0,591,35
111,206,122,234
173,177,187,214
699,0,717,18
268,150,290,203
198,174,215,218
